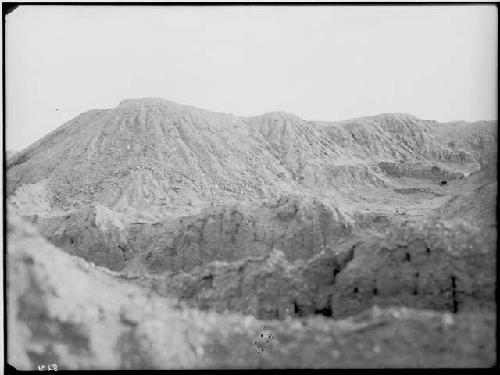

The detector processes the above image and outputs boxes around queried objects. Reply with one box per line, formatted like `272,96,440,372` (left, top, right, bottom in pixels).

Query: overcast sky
5,5,498,151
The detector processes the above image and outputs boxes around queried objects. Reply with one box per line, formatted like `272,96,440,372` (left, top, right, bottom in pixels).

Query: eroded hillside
6,98,497,369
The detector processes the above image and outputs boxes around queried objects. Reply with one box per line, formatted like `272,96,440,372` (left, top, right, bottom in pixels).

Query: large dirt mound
8,98,495,215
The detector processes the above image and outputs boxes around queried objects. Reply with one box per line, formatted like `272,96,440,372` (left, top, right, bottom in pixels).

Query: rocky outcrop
30,196,353,274
133,195,353,273
152,218,495,320
327,219,496,318
7,215,496,369
25,204,129,271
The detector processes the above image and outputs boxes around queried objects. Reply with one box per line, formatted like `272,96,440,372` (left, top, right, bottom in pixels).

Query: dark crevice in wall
451,276,458,313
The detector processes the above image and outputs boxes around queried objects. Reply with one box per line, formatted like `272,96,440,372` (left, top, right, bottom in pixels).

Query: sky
5,5,498,151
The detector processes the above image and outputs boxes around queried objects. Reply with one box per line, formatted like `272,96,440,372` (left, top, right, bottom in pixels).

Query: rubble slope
8,215,496,369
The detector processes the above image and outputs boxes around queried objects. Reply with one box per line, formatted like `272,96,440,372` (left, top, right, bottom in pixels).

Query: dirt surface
6,98,497,368
7,215,496,369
